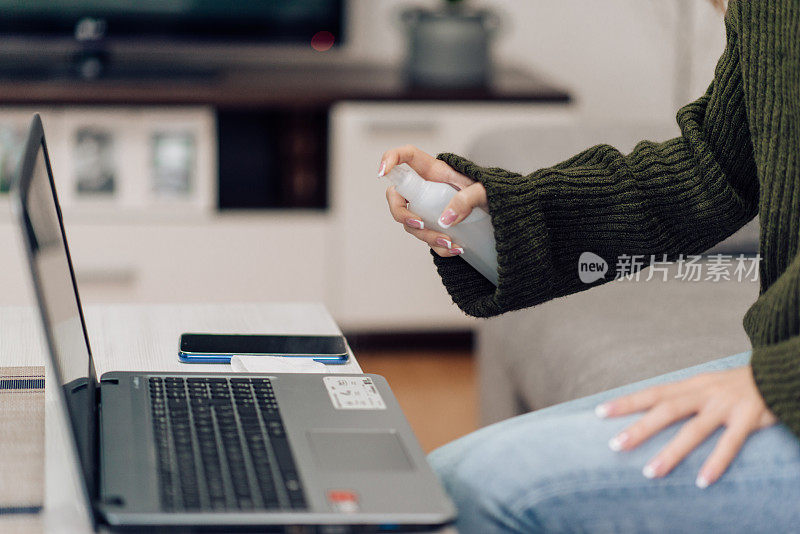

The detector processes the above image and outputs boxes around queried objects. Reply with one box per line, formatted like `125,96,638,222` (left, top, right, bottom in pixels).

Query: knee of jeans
427,446,498,532
427,440,465,494
427,424,499,488
428,432,539,533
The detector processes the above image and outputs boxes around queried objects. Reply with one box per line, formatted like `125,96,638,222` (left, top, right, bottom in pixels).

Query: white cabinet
2,102,582,333
328,102,576,330
0,213,331,308
3,101,681,334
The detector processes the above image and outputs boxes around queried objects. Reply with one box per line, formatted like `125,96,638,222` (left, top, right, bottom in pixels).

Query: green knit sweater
432,1,800,436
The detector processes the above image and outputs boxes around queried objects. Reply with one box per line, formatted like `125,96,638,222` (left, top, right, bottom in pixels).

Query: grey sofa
467,123,761,426
476,244,759,425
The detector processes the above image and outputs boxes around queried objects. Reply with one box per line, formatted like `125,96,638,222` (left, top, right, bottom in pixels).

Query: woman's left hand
595,365,777,488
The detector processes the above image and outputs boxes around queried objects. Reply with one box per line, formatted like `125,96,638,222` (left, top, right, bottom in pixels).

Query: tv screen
0,1,344,45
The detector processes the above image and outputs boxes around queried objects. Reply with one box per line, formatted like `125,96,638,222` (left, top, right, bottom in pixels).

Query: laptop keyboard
149,376,307,512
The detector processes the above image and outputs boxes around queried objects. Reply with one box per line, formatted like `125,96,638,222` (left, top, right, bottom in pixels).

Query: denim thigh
428,352,800,533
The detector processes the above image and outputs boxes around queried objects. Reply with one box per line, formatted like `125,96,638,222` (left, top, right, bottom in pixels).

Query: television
0,1,345,79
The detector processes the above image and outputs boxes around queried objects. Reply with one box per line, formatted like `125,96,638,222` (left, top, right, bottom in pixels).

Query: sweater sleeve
432,7,759,318
746,252,800,436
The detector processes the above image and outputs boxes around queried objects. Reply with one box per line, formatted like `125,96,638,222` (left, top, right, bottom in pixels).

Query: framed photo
58,108,134,213
139,107,216,215
73,127,117,196
0,108,62,220
150,131,196,197
0,121,26,194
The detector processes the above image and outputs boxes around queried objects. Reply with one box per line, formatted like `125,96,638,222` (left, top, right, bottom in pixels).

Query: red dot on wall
311,31,335,52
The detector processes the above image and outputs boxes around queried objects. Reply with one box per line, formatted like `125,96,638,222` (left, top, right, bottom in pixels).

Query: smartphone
178,333,349,364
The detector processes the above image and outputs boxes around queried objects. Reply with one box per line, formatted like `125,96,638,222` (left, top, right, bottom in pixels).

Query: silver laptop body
13,114,455,531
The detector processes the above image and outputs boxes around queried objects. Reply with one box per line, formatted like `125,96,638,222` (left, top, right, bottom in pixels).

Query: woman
380,1,800,532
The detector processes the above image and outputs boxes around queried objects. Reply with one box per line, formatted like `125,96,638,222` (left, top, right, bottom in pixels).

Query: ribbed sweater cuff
751,336,800,438
431,152,561,318
431,250,499,317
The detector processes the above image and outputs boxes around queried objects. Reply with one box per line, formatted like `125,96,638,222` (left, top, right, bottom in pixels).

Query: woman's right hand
379,145,488,257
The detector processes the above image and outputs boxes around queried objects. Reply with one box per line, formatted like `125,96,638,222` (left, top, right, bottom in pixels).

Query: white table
2,302,363,533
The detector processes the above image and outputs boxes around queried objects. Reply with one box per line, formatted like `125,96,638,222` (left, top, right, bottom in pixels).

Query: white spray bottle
385,163,498,285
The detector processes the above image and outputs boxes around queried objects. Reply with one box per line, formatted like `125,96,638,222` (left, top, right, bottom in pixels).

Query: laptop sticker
327,490,359,513
323,377,386,410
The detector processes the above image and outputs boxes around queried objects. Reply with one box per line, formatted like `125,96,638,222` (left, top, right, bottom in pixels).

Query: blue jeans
428,352,800,533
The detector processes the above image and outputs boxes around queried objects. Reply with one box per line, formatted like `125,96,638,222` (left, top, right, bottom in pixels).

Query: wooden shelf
0,62,570,108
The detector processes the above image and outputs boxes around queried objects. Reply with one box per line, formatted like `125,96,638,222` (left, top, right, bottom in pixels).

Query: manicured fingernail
608,432,628,452
696,468,713,489
378,161,386,177
438,209,457,228
643,460,662,479
595,403,611,418
406,218,424,229
449,247,464,255
435,237,452,248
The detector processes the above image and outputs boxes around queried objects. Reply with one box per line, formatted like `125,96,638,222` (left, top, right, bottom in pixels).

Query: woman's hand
379,145,488,257
596,365,777,488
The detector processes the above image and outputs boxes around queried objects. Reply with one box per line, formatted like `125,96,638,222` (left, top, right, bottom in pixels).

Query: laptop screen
17,116,98,502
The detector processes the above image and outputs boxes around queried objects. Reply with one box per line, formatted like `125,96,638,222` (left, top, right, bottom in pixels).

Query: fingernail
406,218,424,229
696,468,712,489
608,432,628,452
378,161,386,177
595,403,611,418
435,237,452,248
449,247,464,255
642,460,662,479
439,209,457,228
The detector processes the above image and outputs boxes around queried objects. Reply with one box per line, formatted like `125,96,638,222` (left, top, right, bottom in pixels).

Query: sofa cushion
476,261,759,424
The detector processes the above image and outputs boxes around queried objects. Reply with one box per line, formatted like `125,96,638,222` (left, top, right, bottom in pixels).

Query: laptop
13,114,455,531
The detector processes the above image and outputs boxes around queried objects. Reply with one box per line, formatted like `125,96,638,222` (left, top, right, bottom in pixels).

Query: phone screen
180,333,347,356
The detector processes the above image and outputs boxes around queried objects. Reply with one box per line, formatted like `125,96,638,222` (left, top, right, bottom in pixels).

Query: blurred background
0,0,738,451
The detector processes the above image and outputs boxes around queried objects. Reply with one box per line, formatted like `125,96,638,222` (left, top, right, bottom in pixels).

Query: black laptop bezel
12,113,100,526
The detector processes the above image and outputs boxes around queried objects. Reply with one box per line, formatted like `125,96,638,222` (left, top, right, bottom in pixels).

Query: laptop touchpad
308,430,413,471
